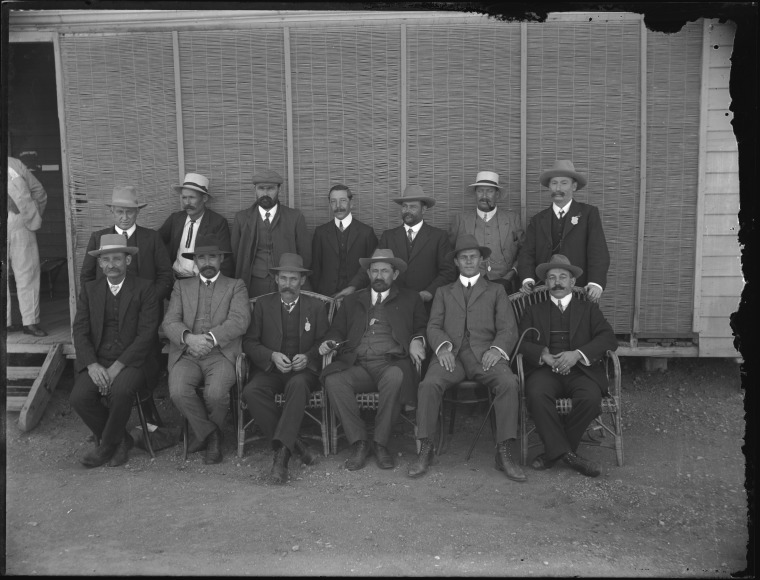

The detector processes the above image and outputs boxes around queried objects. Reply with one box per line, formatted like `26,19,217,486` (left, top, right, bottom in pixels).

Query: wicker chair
235,291,336,458
439,380,496,458
509,286,623,467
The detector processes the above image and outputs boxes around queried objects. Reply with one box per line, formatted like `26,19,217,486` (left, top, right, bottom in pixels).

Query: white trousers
7,211,41,326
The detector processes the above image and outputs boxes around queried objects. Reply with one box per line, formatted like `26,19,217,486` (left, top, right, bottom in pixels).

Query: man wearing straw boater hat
231,168,312,298
242,253,330,484
70,234,160,468
80,185,174,313
518,254,617,478
159,172,234,280
448,170,524,294
319,249,427,472
517,160,610,302
163,234,250,465
346,185,456,312
408,234,524,482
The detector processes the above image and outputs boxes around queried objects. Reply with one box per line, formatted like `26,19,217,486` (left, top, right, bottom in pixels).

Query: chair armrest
235,352,249,398
605,350,622,401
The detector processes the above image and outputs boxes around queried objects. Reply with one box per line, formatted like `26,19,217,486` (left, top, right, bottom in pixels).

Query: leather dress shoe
495,440,527,482
23,324,47,337
530,453,557,471
7,323,23,332
187,429,207,454
107,432,134,467
373,442,395,470
203,428,223,464
80,443,118,468
270,445,291,484
563,451,602,478
407,438,435,478
344,440,371,471
294,438,317,466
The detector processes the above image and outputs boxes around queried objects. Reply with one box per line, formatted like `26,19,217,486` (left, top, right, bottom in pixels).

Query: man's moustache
552,285,564,290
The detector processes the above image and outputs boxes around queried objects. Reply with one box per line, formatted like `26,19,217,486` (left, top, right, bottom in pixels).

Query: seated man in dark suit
158,172,234,280
409,234,524,482
319,249,428,471
70,234,160,468
518,254,618,478
242,253,330,484
163,235,250,465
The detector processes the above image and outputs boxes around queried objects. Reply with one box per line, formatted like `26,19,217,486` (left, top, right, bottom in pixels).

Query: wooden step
7,367,42,381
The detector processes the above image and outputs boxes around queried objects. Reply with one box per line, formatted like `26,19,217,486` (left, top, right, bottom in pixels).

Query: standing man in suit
70,234,159,468
158,172,234,280
80,186,174,313
518,160,610,302
7,156,48,336
163,235,250,465
319,249,428,471
242,254,330,484
311,184,378,298
409,235,525,482
231,168,312,298
518,254,617,478
448,171,524,294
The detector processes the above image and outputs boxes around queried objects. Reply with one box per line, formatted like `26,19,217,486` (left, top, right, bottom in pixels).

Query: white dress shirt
258,204,279,222
335,213,353,230
548,294,590,366
115,223,137,238
405,220,423,241
173,212,205,276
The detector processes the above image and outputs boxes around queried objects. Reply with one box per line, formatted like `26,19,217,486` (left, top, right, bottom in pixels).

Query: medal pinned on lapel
304,317,311,332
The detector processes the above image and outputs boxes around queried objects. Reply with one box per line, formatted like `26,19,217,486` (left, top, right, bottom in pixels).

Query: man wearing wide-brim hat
345,184,456,311
241,253,331,484
163,234,250,465
231,168,312,298
517,254,617,478
319,249,428,472
516,160,610,302
448,170,524,294
159,172,234,280
409,234,525,482
80,185,174,312
70,234,160,468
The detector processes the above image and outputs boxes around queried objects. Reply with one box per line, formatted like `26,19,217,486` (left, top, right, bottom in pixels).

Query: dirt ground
4,356,749,576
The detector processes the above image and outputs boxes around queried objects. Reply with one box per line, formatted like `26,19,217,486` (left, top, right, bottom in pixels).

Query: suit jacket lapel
118,276,134,331
568,296,583,341
409,223,430,262
186,278,200,328
562,200,577,238
211,276,229,319
539,300,552,346
393,227,410,261
345,221,359,251
452,280,467,312
467,277,488,307
539,208,553,247
326,222,341,258
463,212,476,234
173,212,186,253
92,279,108,349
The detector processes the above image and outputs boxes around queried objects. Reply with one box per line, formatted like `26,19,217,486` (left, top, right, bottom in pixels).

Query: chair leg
146,396,164,428
237,405,246,459
182,417,189,461
435,402,445,456
320,403,330,457
135,395,156,459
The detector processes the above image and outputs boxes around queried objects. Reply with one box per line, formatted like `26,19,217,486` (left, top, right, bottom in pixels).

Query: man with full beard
319,249,428,472
231,169,312,297
163,235,250,465
241,253,330,484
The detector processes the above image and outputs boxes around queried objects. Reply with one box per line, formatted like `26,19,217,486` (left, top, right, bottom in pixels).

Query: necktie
119,229,128,239
464,282,472,302
374,292,382,306
407,228,414,244
558,209,565,220
110,285,118,296
265,212,271,226
558,301,565,313
339,221,344,232
205,279,212,287
185,219,196,248
283,301,295,313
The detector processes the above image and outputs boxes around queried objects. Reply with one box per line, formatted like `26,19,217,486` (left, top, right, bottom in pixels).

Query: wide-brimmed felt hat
87,233,139,257
539,160,587,190
172,173,211,196
105,185,148,208
446,233,492,262
392,185,436,209
466,170,504,195
181,234,233,260
535,254,583,281
269,253,311,275
252,168,284,185
358,249,407,274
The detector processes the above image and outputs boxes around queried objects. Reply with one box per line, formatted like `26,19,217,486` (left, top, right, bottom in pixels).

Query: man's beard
371,279,391,293
201,266,218,278
258,196,276,209
279,287,297,301
478,198,495,211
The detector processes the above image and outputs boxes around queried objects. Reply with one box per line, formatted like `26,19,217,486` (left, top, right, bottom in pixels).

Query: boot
80,442,117,468
495,439,527,482
344,440,371,471
563,451,602,478
107,432,134,467
407,438,434,478
270,445,291,484
204,428,223,464
294,438,317,466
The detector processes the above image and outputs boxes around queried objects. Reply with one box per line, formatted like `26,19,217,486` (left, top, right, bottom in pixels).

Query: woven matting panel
60,34,179,296
178,30,287,221
639,22,702,336
406,24,522,231
289,26,402,234
526,21,641,333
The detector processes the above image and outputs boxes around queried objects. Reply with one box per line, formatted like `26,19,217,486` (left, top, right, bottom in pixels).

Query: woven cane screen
60,33,179,297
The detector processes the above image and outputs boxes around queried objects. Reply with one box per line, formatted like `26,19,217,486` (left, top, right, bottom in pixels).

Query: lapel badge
304,317,311,332
571,215,579,225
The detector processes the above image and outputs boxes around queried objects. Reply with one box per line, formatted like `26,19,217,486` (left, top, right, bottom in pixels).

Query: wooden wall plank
706,151,739,173
708,44,733,66
704,193,740,214
705,172,739,193
701,316,736,338
705,135,738,153
701,276,744,296
707,109,734,131
702,235,740,257
700,337,739,357
708,21,736,45
708,66,731,88
701,256,741,277
705,213,740,234
700,296,740,317
707,87,731,110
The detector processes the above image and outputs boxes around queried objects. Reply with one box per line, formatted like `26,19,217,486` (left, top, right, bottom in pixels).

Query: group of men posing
69,160,617,486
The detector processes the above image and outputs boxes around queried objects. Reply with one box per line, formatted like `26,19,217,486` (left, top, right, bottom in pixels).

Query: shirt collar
459,273,480,286
258,204,278,221
406,220,423,234
185,211,205,225
200,272,220,285
373,289,390,303
552,200,573,217
116,224,137,237
108,277,125,294
334,213,353,229
550,293,573,309
281,295,300,307
477,207,498,222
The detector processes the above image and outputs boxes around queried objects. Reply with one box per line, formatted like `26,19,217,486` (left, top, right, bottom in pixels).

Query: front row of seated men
72,231,616,484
